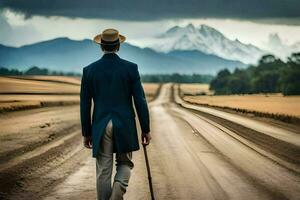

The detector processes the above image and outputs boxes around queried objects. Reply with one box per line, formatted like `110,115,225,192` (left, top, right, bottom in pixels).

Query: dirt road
1,84,300,200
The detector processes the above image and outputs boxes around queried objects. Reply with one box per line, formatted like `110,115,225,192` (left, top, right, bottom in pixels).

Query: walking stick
142,144,155,200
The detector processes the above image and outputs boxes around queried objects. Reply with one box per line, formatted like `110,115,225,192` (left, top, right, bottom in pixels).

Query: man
80,28,152,200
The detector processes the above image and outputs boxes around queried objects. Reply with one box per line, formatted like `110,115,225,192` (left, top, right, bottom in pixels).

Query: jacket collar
101,52,120,60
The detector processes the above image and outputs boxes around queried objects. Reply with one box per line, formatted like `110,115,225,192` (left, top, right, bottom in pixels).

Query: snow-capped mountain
265,33,300,60
149,24,266,64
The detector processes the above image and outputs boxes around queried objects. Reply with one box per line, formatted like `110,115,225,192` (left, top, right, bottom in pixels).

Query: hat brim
93,34,126,44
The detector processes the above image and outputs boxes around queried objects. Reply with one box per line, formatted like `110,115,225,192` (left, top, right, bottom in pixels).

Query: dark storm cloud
1,0,300,24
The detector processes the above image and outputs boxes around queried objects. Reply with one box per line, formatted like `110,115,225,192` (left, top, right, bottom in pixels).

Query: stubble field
0,76,159,112
180,83,300,119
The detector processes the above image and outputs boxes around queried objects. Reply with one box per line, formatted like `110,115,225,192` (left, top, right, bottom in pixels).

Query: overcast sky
1,0,300,49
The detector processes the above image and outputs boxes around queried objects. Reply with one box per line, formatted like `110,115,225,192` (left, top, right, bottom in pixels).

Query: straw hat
93,28,126,45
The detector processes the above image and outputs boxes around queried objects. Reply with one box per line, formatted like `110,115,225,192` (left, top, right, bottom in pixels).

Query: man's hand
83,136,92,149
142,133,152,146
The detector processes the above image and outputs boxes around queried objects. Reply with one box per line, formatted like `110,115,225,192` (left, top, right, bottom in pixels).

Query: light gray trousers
96,119,134,200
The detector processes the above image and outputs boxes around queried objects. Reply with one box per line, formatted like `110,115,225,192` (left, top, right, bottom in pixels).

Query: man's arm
131,64,151,145
80,67,92,148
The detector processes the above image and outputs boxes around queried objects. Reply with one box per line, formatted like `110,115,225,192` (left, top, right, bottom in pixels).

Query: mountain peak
162,23,197,37
48,37,72,42
165,25,180,34
200,24,214,30
186,23,195,29
268,33,282,46
199,24,224,38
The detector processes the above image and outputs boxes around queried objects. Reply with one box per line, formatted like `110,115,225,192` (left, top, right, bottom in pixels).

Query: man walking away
80,28,152,200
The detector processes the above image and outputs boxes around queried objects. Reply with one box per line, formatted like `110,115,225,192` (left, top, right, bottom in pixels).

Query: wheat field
183,94,300,118
180,83,300,117
180,83,212,95
0,76,160,112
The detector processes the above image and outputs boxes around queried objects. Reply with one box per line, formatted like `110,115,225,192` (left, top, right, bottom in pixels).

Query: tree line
141,73,213,83
0,66,81,76
0,66,213,83
210,53,300,95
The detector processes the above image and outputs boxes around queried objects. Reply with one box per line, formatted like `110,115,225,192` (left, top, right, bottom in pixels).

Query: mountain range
0,37,245,75
148,24,266,64
0,23,299,75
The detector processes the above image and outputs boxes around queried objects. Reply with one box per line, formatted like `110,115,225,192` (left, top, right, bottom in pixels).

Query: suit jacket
80,53,150,157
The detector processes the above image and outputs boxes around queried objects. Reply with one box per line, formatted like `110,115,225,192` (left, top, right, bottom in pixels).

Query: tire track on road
170,103,300,200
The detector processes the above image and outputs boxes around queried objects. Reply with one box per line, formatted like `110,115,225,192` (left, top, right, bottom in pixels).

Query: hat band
101,38,120,45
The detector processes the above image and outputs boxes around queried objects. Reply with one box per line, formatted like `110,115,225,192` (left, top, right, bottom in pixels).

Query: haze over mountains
0,24,298,75
265,33,300,60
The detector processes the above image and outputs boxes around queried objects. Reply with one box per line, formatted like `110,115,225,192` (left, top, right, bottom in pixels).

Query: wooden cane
143,144,155,200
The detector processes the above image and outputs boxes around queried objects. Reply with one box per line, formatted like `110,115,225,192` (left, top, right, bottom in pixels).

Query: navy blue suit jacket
80,53,150,157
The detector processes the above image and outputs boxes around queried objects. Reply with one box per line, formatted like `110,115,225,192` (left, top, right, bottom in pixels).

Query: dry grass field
0,76,80,94
9,75,81,85
180,83,212,95
143,83,161,101
179,83,300,119
0,76,81,112
0,76,159,112
183,94,300,118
